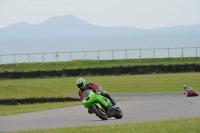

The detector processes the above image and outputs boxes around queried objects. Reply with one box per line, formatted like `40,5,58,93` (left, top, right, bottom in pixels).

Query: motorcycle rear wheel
114,107,123,119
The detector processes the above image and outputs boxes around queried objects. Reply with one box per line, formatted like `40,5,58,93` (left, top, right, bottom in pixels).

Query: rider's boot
110,98,116,105
110,98,118,109
101,92,118,109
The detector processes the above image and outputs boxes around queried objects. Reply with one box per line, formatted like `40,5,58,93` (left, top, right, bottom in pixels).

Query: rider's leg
101,91,116,105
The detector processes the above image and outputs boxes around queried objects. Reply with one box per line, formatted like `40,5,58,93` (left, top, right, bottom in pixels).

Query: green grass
8,118,200,133
1,72,199,116
1,73,199,116
0,73,200,99
1,58,200,132
0,101,81,116
0,57,200,72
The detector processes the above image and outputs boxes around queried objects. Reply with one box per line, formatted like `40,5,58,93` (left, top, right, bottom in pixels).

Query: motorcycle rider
183,85,191,96
76,78,118,114
183,84,199,97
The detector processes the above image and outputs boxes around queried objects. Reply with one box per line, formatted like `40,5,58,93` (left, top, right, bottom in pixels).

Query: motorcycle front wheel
92,104,108,120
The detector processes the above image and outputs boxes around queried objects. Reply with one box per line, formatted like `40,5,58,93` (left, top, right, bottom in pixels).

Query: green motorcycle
82,90,123,120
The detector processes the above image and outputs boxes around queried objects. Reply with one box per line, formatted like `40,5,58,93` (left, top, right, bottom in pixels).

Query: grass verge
0,57,200,72
0,73,199,116
8,118,200,133
0,73,200,99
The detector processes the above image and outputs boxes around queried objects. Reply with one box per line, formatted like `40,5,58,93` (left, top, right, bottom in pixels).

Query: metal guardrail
0,47,199,65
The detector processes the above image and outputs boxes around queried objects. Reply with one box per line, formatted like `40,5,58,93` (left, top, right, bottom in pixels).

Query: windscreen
83,90,92,99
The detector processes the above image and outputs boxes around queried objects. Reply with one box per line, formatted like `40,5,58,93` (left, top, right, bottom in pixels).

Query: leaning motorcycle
82,90,123,120
184,87,199,97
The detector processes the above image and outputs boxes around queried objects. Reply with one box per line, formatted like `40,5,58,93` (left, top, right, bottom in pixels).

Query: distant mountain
0,14,200,58
1,14,200,41
0,14,137,40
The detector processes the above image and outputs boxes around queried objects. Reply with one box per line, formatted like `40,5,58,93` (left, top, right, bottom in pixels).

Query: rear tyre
114,107,123,119
92,105,108,120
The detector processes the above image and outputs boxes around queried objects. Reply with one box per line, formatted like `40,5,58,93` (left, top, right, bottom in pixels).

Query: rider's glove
93,90,101,94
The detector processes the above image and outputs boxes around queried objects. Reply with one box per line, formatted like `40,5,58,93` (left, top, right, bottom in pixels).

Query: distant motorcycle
184,87,198,97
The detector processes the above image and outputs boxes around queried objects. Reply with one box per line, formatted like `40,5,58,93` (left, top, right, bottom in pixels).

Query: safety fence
0,97,80,105
0,47,199,64
0,64,200,79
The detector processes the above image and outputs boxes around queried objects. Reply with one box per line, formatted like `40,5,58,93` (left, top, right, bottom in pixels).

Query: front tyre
92,104,108,120
114,107,123,119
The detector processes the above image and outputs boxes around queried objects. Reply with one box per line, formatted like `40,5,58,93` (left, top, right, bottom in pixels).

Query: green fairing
82,90,110,112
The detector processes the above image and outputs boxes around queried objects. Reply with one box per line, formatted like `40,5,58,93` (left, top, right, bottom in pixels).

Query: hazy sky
0,0,199,29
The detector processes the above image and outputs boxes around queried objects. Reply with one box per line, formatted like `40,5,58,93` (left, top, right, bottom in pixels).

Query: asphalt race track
0,92,200,132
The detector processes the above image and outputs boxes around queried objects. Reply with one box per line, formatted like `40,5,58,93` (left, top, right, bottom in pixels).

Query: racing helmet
76,78,86,89
184,85,187,89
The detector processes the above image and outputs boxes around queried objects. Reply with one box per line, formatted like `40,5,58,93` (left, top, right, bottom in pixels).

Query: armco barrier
0,64,200,79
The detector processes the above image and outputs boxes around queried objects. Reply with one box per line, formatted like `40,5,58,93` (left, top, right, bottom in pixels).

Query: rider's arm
78,90,84,101
88,82,99,91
